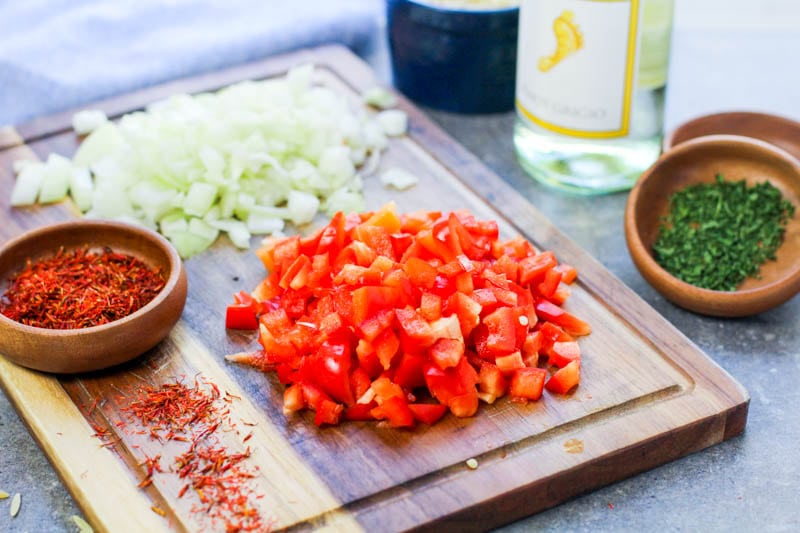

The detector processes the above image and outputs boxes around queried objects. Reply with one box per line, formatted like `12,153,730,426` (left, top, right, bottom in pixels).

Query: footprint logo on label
538,10,583,72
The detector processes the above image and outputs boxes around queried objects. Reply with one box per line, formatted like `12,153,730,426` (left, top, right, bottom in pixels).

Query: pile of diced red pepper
225,204,590,428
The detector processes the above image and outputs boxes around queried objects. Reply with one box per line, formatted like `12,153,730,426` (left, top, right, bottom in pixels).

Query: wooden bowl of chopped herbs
0,220,187,373
625,135,800,317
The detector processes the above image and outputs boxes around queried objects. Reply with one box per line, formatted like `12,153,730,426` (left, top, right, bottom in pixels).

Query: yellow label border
517,0,640,139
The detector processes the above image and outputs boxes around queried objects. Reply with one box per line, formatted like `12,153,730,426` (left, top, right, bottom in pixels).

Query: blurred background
2,0,800,130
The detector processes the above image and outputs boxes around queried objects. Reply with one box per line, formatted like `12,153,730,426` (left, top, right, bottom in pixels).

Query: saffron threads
0,246,165,329
96,379,271,532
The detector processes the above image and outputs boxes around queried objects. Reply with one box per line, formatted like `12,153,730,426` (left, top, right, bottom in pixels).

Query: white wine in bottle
514,0,674,194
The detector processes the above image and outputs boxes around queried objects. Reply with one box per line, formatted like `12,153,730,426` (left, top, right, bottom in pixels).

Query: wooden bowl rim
664,110,800,155
0,219,184,337
625,134,800,316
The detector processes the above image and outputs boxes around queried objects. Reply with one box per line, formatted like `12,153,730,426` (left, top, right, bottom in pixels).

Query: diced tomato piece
347,240,378,267
232,290,255,307
536,268,562,299
403,256,438,288
395,307,436,348
401,210,440,234
307,253,332,289
352,286,401,326
390,232,414,259
549,341,581,368
258,324,297,361
251,276,281,302
282,383,305,414
490,287,518,307
225,303,259,330
370,396,415,428
478,362,508,402
448,391,479,418
353,224,394,259
299,226,325,257
555,264,578,284
416,228,456,263
428,314,464,344
493,236,535,260
271,235,302,274
472,288,498,309
350,367,372,402
519,251,557,285
549,282,572,306
509,367,547,401
318,311,344,336
429,338,465,369
482,306,518,355
356,339,383,379
419,292,443,321
446,292,482,338
462,217,498,239
344,402,377,421
300,382,329,411
535,300,592,336
374,327,401,370
371,376,405,404
545,360,581,394
495,351,525,375
314,212,346,255
330,287,355,325
408,403,448,425
455,271,473,294
492,254,519,284
332,245,357,273
303,335,354,406
481,268,510,291
522,330,543,366
423,357,478,406
279,255,312,290
358,308,395,342
314,398,344,426
393,353,426,389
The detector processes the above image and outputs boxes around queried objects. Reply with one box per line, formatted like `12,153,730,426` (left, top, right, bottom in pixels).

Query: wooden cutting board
0,45,748,532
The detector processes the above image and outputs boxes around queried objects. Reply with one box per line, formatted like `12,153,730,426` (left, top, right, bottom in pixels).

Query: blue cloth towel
0,0,382,126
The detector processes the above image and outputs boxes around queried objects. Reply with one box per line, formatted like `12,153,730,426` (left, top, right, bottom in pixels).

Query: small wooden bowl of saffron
625,135,800,317
0,220,187,373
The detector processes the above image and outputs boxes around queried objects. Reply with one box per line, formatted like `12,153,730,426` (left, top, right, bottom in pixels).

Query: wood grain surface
0,45,749,532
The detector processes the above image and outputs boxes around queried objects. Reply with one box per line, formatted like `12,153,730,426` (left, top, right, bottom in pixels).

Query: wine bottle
514,0,674,194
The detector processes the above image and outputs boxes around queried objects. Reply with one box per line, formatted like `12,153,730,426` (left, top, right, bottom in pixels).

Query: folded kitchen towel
0,0,383,126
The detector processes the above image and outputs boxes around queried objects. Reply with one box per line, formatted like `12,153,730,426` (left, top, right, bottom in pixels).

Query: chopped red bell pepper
545,360,581,394
229,204,590,429
408,403,448,425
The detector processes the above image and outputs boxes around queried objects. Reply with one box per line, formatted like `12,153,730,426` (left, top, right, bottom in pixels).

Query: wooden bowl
625,135,800,317
664,111,800,161
0,220,187,373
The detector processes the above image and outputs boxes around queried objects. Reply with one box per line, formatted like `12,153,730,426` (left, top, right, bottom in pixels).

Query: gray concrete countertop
2,1,800,531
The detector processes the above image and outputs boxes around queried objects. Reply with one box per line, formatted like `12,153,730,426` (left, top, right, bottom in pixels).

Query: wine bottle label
515,0,641,138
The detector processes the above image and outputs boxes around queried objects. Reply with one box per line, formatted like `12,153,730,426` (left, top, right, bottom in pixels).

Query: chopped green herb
652,174,795,291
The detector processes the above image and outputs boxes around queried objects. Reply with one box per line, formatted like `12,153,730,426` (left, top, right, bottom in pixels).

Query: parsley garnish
652,174,795,291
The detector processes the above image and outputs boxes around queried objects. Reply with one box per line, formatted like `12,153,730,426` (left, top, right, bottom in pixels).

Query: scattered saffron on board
0,246,165,329
86,378,272,532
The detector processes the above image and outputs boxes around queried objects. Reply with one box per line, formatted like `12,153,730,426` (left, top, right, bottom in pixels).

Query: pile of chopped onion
10,65,410,257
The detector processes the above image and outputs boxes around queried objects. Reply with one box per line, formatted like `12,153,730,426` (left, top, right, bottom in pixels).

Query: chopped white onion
380,167,419,190
10,163,45,206
71,109,109,135
376,109,408,137
363,87,398,109
9,64,400,257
